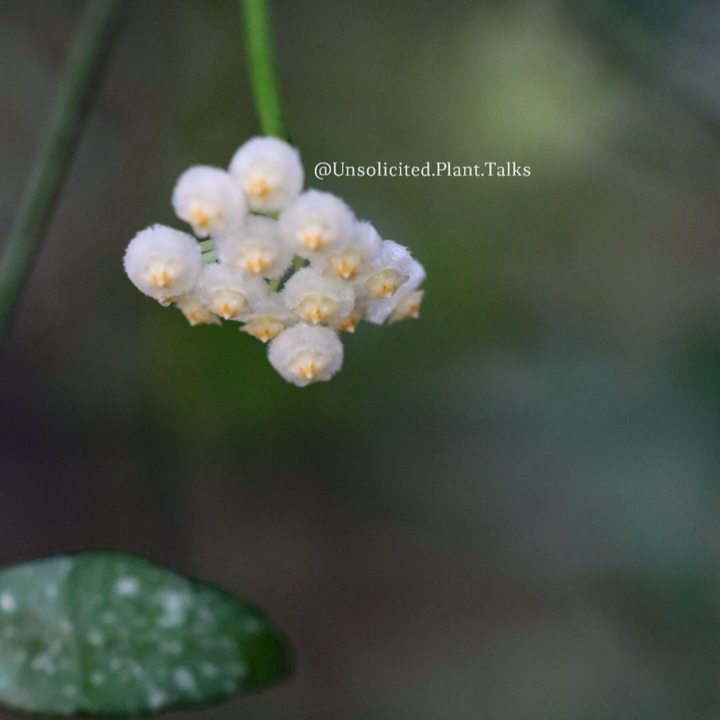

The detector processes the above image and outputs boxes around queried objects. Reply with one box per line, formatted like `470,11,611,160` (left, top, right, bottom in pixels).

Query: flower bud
282,267,355,325
215,215,292,279
195,264,269,320
123,225,202,305
268,324,344,386
171,166,246,238
279,190,355,258
229,137,304,212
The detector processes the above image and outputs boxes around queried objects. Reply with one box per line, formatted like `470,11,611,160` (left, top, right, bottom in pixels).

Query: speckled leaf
0,552,291,717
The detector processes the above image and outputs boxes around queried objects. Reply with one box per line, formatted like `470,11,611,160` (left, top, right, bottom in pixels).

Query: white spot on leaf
156,591,190,628
201,662,218,678
31,654,55,675
114,577,140,598
0,592,17,613
90,671,105,686
173,667,197,693
86,630,104,647
148,689,167,710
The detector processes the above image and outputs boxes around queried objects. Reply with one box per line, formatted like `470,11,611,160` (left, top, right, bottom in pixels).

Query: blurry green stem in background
241,0,288,139
0,0,127,350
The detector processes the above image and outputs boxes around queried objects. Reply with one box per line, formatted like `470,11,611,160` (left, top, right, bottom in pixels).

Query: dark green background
1,1,720,718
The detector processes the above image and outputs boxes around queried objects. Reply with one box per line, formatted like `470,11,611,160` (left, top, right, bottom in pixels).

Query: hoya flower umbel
195,264,269,320
216,216,292,279
268,324,344,387
279,190,355,258
172,166,246,238
324,221,383,281
123,225,202,305
123,135,426,387
282,267,355,326
229,136,304,212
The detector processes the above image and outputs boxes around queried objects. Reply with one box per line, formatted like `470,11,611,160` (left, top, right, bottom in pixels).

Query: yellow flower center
298,295,338,325
189,206,212,231
290,350,332,382
364,269,406,299
236,245,278,276
247,174,272,200
330,250,363,280
211,290,248,320
241,317,285,343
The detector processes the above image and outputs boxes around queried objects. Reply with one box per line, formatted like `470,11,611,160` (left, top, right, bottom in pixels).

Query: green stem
0,0,128,349
241,0,288,139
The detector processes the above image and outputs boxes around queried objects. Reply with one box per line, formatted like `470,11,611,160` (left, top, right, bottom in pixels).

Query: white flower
239,294,295,343
195,264,269,320
229,136,304,212
123,225,202,305
278,190,355,258
388,289,425,324
363,251,426,325
268,324,344,386
320,220,383,281
359,240,416,299
175,296,221,327
215,215,292,279
329,306,365,334
282,266,355,326
171,166,246,238
241,316,287,343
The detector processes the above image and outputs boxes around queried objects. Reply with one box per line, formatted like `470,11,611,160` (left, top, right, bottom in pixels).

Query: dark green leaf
0,551,291,716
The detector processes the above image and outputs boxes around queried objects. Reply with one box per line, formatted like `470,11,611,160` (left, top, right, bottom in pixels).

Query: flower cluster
123,137,426,386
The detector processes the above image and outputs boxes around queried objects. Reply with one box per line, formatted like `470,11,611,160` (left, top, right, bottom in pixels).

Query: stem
0,0,128,349
241,0,288,139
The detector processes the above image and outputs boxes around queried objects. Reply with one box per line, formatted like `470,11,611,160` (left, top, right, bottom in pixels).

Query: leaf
0,551,291,717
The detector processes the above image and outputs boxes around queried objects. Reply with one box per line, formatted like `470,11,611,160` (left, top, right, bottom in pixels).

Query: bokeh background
2,0,720,718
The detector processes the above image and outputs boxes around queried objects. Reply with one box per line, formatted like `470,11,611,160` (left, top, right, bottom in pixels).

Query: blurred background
2,0,720,718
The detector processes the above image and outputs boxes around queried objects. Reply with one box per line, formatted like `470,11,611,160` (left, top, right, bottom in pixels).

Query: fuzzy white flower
268,324,344,387
329,306,365,334
175,296,221,327
123,225,202,305
229,137,304,212
239,294,295,343
282,266,355,326
363,252,426,325
388,289,425,324
195,264,269,320
278,190,355,258
215,215,292,279
171,166,246,238
359,240,417,300
320,220,383,281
